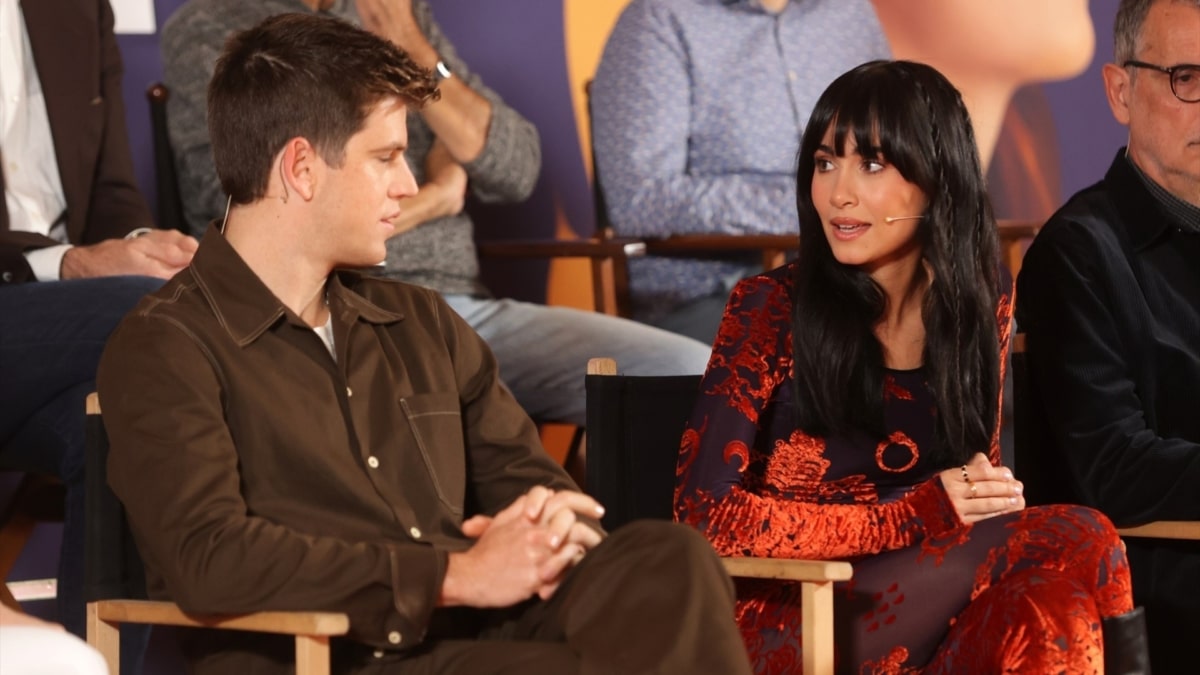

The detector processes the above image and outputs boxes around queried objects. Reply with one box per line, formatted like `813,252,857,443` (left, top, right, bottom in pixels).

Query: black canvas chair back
584,365,701,530
1012,333,1082,507
83,400,147,604
146,83,189,235
582,361,853,675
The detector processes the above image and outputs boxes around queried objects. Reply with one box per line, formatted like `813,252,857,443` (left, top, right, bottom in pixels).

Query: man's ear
279,137,321,202
1102,63,1133,126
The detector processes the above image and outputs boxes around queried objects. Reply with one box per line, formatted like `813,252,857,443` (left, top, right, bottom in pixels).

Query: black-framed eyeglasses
1123,60,1200,103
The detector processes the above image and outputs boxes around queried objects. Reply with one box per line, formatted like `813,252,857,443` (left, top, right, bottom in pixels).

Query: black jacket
1017,149,1200,672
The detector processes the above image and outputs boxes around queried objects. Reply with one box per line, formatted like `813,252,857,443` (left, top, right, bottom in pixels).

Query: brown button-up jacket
96,230,575,656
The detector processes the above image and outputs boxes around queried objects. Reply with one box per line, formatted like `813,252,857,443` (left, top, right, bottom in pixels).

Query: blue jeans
0,275,162,674
443,296,712,426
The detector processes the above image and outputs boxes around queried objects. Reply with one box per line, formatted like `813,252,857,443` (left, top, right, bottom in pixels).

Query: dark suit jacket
0,0,151,284
1016,149,1200,668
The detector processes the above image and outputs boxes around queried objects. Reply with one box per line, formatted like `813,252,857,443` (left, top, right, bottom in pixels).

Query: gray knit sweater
161,0,541,296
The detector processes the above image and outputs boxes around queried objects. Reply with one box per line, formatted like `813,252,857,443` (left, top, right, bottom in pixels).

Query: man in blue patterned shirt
592,0,889,343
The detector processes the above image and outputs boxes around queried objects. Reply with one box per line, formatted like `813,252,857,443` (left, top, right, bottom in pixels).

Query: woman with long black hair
674,60,1147,673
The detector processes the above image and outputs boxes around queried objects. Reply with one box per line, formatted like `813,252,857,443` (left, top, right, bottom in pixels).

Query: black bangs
814,61,936,192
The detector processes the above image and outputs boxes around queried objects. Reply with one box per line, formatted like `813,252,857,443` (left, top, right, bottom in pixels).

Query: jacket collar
189,227,403,347
1103,149,1174,252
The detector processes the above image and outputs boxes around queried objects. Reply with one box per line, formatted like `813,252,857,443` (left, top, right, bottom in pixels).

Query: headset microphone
883,216,925,223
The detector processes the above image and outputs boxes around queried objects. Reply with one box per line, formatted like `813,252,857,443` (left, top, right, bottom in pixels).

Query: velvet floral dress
675,263,1134,674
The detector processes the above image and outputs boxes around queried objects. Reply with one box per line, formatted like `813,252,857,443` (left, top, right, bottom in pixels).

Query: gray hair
1115,0,1200,63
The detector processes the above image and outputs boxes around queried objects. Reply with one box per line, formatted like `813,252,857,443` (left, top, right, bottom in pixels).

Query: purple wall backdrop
1049,0,1126,199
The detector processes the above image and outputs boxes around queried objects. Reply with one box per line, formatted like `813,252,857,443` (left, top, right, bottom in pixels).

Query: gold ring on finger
968,482,978,498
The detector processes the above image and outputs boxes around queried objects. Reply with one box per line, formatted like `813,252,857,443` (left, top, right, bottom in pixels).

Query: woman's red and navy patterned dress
675,263,1133,673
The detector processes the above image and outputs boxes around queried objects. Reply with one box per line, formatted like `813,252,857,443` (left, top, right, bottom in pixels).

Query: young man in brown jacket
96,13,750,675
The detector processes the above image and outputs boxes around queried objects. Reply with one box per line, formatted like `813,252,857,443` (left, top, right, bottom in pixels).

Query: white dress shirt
1,0,71,280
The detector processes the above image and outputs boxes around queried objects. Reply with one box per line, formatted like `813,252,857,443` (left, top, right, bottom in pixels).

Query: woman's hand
939,452,1024,524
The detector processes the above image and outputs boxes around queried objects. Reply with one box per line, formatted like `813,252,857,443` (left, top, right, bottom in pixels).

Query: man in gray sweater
161,0,711,427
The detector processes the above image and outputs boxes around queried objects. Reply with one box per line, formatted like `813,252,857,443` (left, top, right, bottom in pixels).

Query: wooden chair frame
484,220,1037,317
83,394,349,675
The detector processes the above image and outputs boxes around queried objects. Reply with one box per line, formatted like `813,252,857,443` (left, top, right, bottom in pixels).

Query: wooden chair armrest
720,557,853,583
719,556,849,675
640,233,798,270
642,233,797,254
477,238,646,260
1117,521,1200,541
997,219,1040,240
90,600,349,636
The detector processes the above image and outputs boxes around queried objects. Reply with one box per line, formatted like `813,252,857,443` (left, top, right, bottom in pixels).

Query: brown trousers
185,521,751,675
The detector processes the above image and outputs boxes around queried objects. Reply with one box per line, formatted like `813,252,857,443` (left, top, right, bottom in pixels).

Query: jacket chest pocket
400,393,466,516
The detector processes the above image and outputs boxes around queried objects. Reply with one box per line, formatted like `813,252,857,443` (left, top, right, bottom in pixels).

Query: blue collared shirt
592,0,890,321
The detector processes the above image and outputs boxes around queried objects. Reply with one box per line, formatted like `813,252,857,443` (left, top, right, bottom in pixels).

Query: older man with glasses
1016,0,1200,672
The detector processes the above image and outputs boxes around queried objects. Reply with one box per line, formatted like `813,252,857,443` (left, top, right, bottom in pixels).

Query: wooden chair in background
583,358,852,675
480,80,805,318
484,84,1041,314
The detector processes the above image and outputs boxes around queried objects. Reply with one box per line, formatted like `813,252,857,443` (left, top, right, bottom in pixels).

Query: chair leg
802,581,836,675
1102,607,1150,675
295,635,331,675
87,602,120,675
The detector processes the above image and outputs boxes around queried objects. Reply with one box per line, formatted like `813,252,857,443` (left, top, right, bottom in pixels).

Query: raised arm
359,0,540,204
674,273,963,561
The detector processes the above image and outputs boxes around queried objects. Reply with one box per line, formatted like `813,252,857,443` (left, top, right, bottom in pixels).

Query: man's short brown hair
207,13,439,205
